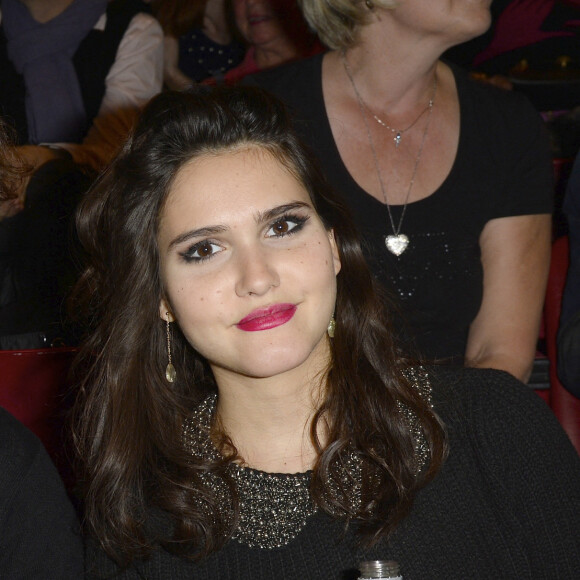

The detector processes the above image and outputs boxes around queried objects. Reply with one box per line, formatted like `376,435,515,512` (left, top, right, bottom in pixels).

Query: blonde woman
248,0,553,383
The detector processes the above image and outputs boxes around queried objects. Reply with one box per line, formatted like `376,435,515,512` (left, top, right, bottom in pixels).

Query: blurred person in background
249,0,553,383
206,0,323,84
0,0,163,173
0,114,91,349
0,117,83,579
151,0,244,90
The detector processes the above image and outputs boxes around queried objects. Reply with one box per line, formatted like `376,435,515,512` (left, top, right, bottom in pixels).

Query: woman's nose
234,246,280,297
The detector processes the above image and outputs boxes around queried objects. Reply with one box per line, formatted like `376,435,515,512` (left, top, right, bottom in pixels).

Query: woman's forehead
160,147,313,231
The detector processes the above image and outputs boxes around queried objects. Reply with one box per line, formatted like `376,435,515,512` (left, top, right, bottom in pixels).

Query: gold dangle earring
327,315,336,338
165,313,176,383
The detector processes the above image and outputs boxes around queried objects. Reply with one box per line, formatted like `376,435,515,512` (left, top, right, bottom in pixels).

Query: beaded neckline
182,367,431,549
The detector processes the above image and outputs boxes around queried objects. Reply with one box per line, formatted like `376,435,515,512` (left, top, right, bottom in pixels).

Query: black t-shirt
247,54,553,360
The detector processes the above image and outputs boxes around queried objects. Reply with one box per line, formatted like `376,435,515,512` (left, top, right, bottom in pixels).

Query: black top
246,54,553,360
178,29,244,83
85,368,580,579
0,407,83,578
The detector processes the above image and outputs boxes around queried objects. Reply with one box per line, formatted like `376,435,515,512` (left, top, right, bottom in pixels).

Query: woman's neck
21,0,75,23
213,372,326,474
335,19,443,116
253,35,310,71
202,0,232,46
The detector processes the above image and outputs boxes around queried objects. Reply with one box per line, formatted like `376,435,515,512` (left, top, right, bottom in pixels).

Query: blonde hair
299,0,398,50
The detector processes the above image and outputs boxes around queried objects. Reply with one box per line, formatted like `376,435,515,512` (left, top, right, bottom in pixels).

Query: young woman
77,87,580,579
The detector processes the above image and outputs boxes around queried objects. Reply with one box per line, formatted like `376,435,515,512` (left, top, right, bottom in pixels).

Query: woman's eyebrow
256,201,312,223
166,201,312,251
167,225,228,251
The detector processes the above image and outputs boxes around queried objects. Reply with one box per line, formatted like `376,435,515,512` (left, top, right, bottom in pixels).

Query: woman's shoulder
426,366,553,432
0,408,68,520
426,366,576,457
428,365,546,415
103,0,162,43
0,406,67,500
0,407,42,467
0,408,84,578
449,62,543,128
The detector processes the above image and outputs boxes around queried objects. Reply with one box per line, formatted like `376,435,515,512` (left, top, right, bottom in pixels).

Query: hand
474,0,580,66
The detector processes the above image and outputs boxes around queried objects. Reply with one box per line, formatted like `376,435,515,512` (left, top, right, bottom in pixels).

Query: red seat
543,236,580,453
0,347,78,464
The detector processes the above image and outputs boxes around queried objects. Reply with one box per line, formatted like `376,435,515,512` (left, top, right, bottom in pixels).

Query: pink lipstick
236,303,297,332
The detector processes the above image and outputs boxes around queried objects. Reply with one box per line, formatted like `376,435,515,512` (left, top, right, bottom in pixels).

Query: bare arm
465,213,551,383
162,35,195,91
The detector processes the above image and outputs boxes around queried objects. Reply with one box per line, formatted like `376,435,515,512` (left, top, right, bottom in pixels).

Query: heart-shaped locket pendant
385,234,409,256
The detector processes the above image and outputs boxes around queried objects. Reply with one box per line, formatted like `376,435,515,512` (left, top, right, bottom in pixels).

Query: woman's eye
181,241,222,262
267,215,307,238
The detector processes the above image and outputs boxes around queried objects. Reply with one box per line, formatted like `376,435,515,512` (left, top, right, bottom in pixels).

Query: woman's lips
248,13,273,25
236,303,297,332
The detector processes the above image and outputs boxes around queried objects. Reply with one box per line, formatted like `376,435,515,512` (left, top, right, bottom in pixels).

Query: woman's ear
328,229,342,275
159,298,175,322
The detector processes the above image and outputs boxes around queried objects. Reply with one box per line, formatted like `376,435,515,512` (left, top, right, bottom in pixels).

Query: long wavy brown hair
73,86,447,564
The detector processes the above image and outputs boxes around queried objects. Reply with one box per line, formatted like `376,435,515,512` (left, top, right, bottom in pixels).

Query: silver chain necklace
342,52,436,256
373,98,433,149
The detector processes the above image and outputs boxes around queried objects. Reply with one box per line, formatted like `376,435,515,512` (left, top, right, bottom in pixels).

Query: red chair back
543,236,580,453
0,347,78,460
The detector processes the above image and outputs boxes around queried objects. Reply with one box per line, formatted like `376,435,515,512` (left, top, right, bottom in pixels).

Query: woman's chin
213,343,330,383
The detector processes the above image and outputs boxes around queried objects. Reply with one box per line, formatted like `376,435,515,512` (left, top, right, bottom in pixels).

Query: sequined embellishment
183,367,431,549
399,366,433,474
183,396,320,549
